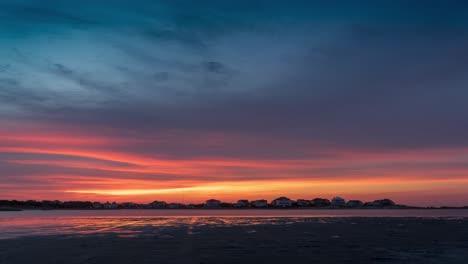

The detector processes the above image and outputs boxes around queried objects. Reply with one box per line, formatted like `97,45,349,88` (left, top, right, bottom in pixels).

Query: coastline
0,208,23,211
2,207,468,211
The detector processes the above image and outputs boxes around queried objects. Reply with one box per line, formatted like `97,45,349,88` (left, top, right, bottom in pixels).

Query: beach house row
201,197,396,208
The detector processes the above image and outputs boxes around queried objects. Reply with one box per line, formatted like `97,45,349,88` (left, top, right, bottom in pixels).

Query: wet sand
1,217,467,264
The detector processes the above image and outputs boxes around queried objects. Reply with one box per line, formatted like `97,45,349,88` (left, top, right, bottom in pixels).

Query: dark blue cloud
1,0,468,153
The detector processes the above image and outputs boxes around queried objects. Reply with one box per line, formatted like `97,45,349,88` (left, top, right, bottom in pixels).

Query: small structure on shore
252,199,268,208
271,197,294,207
234,200,250,208
103,202,118,209
331,197,346,207
311,198,331,207
347,200,364,208
204,199,221,208
150,201,167,209
296,199,311,207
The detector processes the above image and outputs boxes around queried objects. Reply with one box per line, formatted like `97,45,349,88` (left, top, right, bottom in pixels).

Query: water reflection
0,216,321,239
1,209,467,239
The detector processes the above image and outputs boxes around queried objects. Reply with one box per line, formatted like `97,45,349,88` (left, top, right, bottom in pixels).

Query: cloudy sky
1,0,468,206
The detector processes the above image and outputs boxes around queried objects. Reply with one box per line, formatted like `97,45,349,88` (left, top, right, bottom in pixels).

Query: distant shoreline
0,207,23,211
2,207,468,211
2,198,467,211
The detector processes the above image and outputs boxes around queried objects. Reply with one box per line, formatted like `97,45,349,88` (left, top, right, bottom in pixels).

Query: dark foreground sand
1,217,467,264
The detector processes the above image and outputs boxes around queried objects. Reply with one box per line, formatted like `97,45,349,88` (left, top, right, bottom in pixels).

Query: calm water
1,209,467,239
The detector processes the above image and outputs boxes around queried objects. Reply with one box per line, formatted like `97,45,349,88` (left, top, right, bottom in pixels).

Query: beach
1,217,468,264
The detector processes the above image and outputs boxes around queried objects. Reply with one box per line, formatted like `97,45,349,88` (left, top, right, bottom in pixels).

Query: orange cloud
1,122,468,206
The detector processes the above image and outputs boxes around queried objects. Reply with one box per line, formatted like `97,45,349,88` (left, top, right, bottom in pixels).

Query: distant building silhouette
150,201,167,209
271,197,294,207
0,197,410,210
296,199,311,207
369,199,396,207
251,199,268,208
311,198,331,207
234,200,250,208
346,200,364,208
204,199,221,208
331,197,346,207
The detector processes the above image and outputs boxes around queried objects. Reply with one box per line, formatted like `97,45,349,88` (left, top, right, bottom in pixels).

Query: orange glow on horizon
1,122,468,206
62,178,468,205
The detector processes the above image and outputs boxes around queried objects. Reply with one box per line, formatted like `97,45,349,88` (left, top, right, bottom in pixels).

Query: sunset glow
2,122,468,206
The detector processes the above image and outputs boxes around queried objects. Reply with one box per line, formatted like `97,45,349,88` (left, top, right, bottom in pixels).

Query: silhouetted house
150,201,167,209
346,200,363,208
296,199,311,207
271,197,293,207
252,200,268,208
92,202,103,209
373,199,396,207
234,200,250,208
204,199,221,208
331,197,346,207
311,198,331,207
102,202,118,209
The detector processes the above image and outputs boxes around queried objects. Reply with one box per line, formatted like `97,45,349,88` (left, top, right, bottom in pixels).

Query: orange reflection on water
0,215,290,239
2,209,468,240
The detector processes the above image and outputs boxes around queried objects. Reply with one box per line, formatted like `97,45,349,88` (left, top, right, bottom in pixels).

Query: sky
1,0,468,206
